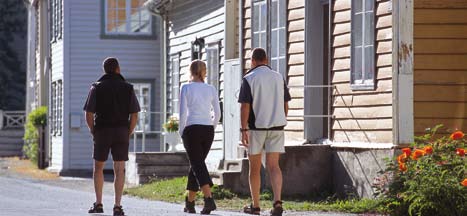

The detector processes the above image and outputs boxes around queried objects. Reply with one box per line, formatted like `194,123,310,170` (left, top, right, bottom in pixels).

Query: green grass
124,177,385,213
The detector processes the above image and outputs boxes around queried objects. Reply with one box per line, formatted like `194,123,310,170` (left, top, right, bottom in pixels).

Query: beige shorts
248,130,285,155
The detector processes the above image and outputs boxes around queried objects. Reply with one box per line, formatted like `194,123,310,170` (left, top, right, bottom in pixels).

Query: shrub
22,106,47,164
375,125,467,216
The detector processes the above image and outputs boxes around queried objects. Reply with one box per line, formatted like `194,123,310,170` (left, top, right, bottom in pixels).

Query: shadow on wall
168,0,224,34
332,148,394,198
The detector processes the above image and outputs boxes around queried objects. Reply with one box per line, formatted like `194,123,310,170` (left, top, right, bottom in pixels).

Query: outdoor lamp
191,37,204,60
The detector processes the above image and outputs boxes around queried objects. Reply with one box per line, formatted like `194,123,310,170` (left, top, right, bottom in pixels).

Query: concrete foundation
332,148,394,198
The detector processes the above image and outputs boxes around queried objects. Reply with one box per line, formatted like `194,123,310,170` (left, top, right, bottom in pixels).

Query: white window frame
51,80,62,136
350,0,375,90
132,83,151,131
103,0,153,36
50,0,63,42
206,42,220,93
251,0,288,77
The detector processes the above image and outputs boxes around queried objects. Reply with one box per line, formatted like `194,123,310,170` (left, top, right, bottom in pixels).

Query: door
304,0,331,143
223,59,241,160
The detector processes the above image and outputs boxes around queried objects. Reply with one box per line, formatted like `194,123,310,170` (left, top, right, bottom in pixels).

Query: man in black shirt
83,57,140,216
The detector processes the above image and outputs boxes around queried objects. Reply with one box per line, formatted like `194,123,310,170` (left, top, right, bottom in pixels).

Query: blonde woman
179,60,221,214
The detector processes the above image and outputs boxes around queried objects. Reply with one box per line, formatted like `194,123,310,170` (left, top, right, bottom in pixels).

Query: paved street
0,159,357,216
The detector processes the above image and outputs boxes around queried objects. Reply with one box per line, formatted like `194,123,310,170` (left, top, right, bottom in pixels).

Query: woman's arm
178,85,188,135
212,87,221,127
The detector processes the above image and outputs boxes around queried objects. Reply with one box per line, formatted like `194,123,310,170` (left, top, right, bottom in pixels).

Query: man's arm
240,103,250,147
129,113,138,136
85,112,94,134
284,102,289,116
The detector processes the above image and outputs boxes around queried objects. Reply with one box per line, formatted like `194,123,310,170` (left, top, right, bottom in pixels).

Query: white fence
0,110,26,130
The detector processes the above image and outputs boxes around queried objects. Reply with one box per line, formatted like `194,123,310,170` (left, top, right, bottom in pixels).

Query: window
51,80,63,136
170,54,180,115
351,0,375,90
206,42,220,92
104,0,152,36
50,0,63,42
252,0,287,77
132,83,151,131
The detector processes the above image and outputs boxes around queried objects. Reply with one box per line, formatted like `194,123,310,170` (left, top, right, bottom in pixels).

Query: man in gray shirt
238,48,291,216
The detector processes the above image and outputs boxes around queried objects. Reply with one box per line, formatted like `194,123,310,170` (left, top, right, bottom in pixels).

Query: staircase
126,152,190,185
0,129,24,157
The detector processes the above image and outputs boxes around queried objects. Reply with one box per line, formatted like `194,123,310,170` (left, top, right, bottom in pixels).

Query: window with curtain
104,0,152,35
132,83,151,131
50,0,63,42
252,0,287,77
351,0,375,90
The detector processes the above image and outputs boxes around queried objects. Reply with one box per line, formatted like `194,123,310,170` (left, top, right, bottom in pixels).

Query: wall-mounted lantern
191,37,205,60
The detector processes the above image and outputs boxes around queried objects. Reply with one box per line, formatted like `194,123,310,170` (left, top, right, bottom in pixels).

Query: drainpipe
239,0,244,74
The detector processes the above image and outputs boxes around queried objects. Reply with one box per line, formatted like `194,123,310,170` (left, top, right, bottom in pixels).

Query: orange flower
423,146,433,155
450,131,464,140
399,163,407,172
411,149,425,160
402,148,411,157
462,178,467,187
397,153,407,164
457,148,465,157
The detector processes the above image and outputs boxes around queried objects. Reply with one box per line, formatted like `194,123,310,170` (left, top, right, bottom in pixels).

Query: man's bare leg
266,153,282,203
93,160,105,205
113,161,125,206
248,154,262,208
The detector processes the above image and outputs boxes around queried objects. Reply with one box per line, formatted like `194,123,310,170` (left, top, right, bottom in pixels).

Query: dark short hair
103,57,119,74
251,48,267,62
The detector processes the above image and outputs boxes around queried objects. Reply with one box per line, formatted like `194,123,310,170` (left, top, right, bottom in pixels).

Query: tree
0,0,28,110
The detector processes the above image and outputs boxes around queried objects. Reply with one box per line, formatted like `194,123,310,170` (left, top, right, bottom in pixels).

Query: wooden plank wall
331,0,393,143
414,0,467,135
242,0,306,145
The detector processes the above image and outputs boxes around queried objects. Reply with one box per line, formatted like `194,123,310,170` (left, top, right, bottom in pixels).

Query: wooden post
393,0,414,146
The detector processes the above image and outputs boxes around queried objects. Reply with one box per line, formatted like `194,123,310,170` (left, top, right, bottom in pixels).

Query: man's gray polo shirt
238,65,292,130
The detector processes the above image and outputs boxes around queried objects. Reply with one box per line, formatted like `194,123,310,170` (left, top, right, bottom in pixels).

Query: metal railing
131,110,168,153
287,85,335,141
0,110,26,130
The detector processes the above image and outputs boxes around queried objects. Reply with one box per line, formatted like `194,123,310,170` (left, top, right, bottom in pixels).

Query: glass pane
260,2,267,31
364,13,374,46
117,0,126,9
364,46,374,80
365,0,374,12
279,0,286,27
271,30,278,57
108,0,117,8
107,8,117,22
279,57,286,77
353,0,362,13
107,21,117,32
280,29,286,56
253,33,259,48
353,14,362,46
116,9,126,22
271,0,278,29
260,32,267,49
271,59,278,71
253,4,260,32
352,47,363,82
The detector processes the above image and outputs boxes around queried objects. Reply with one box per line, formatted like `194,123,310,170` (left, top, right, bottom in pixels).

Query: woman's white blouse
178,82,221,135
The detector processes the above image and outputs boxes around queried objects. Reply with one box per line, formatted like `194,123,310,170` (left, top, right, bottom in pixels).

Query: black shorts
93,126,129,161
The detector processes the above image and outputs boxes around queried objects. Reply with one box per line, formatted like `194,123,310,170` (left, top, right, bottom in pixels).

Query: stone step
0,130,24,137
137,164,190,175
133,152,189,165
221,159,245,172
0,137,23,145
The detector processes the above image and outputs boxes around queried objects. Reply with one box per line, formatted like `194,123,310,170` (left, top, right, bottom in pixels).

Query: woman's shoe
184,197,196,213
88,202,104,213
270,200,283,216
113,205,125,216
243,204,261,215
200,197,216,214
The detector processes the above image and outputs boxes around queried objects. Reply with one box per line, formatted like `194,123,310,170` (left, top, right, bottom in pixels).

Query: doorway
304,0,331,143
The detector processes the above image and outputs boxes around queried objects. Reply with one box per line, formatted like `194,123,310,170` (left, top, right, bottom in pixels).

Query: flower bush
163,116,179,133
375,125,467,216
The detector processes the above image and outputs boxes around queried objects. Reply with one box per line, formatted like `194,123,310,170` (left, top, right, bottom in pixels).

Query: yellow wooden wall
331,0,394,143
414,0,467,135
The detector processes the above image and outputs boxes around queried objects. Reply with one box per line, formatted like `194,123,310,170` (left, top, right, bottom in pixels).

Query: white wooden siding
66,0,162,170
50,40,64,170
166,0,225,171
